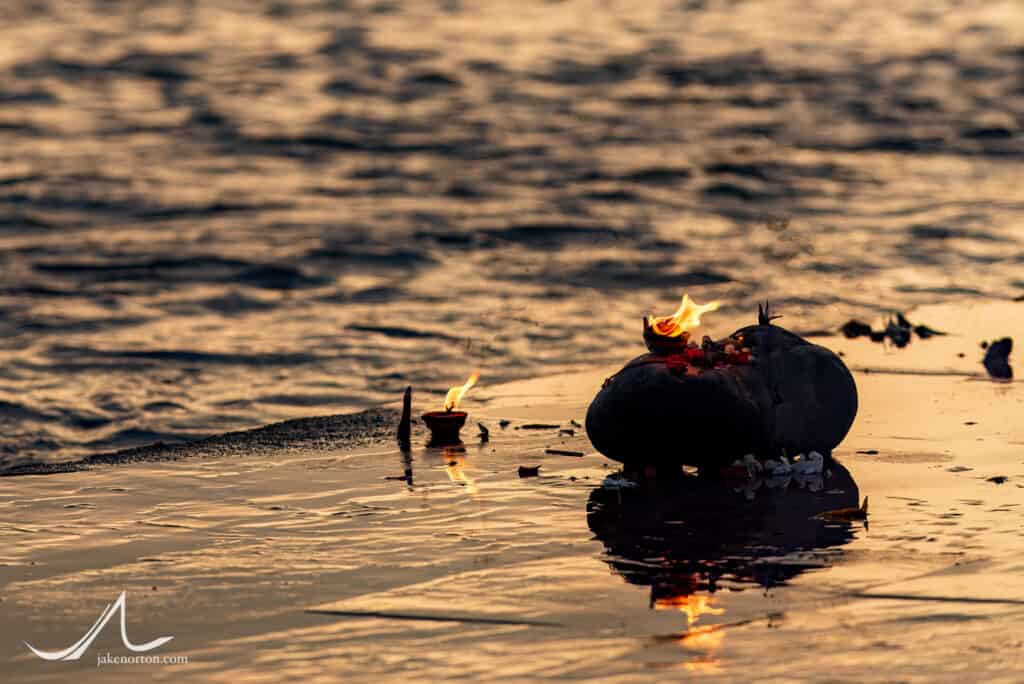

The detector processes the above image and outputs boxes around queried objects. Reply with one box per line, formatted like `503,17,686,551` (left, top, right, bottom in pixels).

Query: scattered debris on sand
987,475,1008,484
478,423,490,443
840,313,945,347
518,465,540,478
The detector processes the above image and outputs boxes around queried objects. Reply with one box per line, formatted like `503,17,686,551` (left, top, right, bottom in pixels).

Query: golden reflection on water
680,625,726,673
656,593,727,670
655,593,726,626
441,448,479,497
681,651,725,675
654,594,727,671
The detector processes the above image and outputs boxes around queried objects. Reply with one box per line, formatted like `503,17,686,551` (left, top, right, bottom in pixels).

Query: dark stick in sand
397,386,412,449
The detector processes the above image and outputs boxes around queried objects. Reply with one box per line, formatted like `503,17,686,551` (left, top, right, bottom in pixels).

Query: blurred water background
0,0,1022,465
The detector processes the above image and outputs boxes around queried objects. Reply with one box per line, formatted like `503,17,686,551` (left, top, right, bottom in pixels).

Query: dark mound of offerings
586,302,857,469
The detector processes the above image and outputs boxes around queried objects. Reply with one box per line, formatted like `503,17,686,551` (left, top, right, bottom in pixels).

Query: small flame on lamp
646,294,720,338
443,369,480,412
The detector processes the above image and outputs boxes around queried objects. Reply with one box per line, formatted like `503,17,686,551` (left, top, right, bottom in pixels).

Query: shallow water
1,1,1023,464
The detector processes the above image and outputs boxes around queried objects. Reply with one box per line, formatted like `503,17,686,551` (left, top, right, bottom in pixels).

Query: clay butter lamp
423,370,480,446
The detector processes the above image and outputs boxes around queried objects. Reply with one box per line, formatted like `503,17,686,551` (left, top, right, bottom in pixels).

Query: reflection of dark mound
587,462,859,601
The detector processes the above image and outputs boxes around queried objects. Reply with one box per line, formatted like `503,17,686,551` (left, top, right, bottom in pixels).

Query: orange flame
443,370,480,411
647,294,720,338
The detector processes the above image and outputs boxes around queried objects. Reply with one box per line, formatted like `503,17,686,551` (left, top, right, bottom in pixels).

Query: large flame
443,369,480,411
646,294,720,338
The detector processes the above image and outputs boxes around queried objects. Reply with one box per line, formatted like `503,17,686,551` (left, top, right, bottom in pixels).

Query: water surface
1,0,1023,464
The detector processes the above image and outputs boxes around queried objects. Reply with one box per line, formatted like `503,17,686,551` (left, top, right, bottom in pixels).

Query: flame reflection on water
655,593,726,626
442,448,479,497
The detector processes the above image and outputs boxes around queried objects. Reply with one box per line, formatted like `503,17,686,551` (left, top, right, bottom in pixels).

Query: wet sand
0,301,1022,682
0,408,400,475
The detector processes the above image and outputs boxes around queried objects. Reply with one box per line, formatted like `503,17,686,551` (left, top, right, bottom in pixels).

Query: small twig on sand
397,386,412,449
545,449,584,457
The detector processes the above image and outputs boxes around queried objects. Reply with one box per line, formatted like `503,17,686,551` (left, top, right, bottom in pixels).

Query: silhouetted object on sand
840,313,945,347
982,337,1013,380
913,324,944,339
397,386,412,449
586,462,859,599
884,317,912,347
518,465,540,478
840,319,873,339
586,304,857,468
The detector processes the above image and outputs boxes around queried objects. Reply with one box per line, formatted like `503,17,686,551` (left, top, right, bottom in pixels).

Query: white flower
791,451,824,476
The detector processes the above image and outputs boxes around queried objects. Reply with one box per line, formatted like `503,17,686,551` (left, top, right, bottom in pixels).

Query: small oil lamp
422,370,480,446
